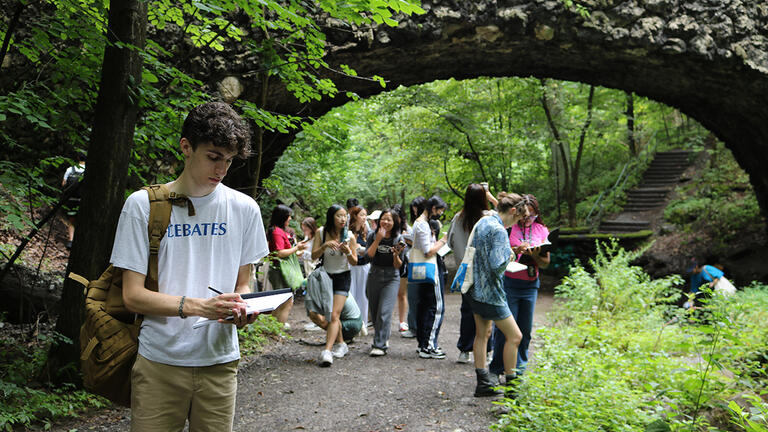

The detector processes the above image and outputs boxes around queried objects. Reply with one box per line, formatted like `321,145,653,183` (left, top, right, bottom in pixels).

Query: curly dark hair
181,102,252,158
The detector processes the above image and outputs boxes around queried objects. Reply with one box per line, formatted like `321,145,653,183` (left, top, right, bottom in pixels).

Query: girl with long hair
401,196,425,338
446,183,496,363
349,205,372,333
393,204,411,336
299,217,318,275
365,209,405,356
267,204,307,323
311,204,359,367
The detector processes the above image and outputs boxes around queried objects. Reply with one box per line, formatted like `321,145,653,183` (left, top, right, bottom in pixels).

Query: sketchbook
193,288,293,329
533,228,560,254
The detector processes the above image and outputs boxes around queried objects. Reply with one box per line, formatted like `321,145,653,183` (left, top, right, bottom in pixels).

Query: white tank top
319,227,351,274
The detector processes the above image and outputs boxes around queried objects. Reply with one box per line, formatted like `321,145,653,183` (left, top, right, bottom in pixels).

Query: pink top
504,222,549,281
269,226,292,252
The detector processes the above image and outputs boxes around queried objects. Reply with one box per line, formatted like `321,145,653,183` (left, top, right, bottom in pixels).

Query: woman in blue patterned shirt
468,192,527,397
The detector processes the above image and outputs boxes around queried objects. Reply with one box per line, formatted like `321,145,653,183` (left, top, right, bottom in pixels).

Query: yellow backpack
69,184,191,406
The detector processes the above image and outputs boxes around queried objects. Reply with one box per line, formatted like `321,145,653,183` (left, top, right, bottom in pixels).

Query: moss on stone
560,230,653,241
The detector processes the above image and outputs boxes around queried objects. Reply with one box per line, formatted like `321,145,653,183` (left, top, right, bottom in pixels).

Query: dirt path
51,290,554,432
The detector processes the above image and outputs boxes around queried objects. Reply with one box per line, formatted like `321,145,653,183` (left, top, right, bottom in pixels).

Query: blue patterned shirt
469,214,512,307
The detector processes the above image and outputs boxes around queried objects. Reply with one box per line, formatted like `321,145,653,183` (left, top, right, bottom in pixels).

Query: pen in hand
208,286,223,295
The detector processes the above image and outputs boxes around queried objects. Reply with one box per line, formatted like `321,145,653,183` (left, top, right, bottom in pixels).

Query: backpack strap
143,184,192,291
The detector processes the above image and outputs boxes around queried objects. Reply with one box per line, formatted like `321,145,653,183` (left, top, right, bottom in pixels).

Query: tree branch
443,158,462,199
425,107,489,182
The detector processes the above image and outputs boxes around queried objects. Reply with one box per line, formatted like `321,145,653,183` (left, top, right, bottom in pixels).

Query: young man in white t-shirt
110,102,269,431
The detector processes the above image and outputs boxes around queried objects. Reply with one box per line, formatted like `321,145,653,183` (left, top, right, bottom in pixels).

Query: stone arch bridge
217,0,768,223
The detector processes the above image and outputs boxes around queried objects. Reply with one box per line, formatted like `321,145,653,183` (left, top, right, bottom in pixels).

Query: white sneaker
283,322,291,331
331,342,349,358
457,351,472,364
399,322,409,332
369,347,386,357
400,330,416,338
360,325,368,336
318,349,333,367
304,323,321,331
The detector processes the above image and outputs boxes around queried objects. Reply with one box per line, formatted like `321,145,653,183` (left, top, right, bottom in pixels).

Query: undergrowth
0,323,106,431
495,240,768,432
664,142,764,253
238,313,288,356
0,313,286,430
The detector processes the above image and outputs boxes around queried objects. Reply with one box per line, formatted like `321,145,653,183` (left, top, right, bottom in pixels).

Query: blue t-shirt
690,265,724,293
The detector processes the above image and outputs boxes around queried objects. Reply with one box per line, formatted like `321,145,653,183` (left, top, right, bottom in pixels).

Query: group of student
104,101,554,431
264,184,553,398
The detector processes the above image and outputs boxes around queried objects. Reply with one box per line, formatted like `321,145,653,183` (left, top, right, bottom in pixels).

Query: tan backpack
69,184,191,406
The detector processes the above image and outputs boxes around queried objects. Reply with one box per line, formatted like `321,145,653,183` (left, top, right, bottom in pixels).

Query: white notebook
506,261,527,273
193,289,293,329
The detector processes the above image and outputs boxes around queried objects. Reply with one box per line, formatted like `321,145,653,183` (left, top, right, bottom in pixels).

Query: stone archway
229,0,768,225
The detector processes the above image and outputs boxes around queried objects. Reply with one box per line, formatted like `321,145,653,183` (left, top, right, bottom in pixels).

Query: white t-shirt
63,165,85,183
412,219,434,255
110,184,268,367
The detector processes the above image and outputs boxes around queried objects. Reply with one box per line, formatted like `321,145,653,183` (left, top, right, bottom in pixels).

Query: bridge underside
221,1,768,226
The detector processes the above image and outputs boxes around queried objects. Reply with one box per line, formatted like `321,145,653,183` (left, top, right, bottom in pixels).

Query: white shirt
110,184,268,366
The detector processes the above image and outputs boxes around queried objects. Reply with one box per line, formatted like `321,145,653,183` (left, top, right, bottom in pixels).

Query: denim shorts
329,270,351,296
468,296,512,321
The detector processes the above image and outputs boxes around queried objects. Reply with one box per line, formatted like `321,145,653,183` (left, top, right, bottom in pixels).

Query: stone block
662,38,687,54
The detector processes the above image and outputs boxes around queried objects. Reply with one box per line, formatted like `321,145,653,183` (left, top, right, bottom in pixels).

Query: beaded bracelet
178,295,187,319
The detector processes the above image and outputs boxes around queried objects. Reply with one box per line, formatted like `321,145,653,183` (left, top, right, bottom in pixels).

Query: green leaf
142,71,159,83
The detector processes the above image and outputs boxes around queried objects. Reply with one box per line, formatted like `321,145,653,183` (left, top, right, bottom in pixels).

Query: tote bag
407,246,438,285
703,268,736,296
279,253,304,290
450,217,486,294
714,277,737,296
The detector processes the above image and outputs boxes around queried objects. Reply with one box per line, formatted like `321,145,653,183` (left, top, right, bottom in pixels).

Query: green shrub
664,143,764,248
238,314,287,356
494,245,768,432
0,326,107,430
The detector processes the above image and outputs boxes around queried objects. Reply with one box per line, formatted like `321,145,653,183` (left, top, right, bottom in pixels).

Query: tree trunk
567,85,595,225
251,71,269,197
45,0,147,385
0,1,26,67
540,82,571,213
626,91,636,156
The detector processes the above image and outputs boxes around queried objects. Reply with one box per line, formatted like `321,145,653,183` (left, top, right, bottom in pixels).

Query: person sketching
112,102,268,431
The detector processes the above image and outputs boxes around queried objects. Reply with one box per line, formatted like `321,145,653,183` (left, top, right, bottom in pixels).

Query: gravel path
51,290,554,432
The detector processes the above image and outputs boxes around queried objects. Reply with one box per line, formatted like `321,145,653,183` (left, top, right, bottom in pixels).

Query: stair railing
585,131,660,230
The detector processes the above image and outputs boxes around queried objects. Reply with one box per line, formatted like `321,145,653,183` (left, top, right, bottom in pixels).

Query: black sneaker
432,346,446,359
418,347,446,359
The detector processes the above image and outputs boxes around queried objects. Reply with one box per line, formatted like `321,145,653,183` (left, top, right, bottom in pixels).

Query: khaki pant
131,354,239,432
